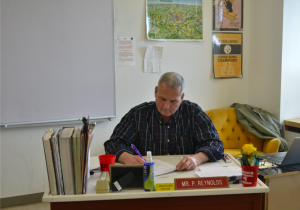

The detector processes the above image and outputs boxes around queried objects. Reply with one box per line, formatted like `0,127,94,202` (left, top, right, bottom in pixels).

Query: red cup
241,165,259,187
98,154,116,174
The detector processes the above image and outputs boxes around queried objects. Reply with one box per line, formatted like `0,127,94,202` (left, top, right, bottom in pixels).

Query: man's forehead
158,82,181,91
157,87,181,99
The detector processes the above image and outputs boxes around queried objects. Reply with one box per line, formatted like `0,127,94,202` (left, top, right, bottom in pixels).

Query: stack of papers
198,160,228,169
195,160,242,179
196,166,242,178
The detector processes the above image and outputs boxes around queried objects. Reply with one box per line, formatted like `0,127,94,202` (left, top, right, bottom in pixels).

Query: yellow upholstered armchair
205,107,281,157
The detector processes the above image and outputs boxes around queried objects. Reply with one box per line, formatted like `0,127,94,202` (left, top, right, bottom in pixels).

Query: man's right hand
118,152,145,165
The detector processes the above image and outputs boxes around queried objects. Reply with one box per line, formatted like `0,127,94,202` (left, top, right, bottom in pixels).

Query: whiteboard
1,0,116,125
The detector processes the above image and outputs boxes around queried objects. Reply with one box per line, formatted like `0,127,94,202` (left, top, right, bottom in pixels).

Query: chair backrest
205,107,264,151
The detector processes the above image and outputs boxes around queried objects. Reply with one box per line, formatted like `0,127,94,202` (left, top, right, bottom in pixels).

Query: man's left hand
176,152,209,171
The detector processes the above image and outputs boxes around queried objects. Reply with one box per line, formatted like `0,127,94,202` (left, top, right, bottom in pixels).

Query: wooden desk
284,119,300,134
284,119,300,128
259,165,300,210
43,155,269,210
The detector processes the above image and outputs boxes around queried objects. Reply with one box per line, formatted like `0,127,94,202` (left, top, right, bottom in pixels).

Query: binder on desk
81,116,88,193
42,128,58,195
60,127,75,195
51,129,64,195
81,131,94,194
72,128,81,194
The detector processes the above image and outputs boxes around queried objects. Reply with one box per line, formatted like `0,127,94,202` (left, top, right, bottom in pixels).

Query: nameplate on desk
174,177,229,190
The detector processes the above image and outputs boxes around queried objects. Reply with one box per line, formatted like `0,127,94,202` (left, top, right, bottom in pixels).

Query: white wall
0,0,286,198
280,0,300,122
113,0,249,113
280,0,300,145
248,0,284,119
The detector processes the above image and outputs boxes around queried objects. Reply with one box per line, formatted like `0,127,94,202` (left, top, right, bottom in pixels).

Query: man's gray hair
158,72,185,96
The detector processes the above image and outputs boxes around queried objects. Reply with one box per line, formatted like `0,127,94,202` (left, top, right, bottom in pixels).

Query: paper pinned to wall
144,46,163,73
115,37,136,66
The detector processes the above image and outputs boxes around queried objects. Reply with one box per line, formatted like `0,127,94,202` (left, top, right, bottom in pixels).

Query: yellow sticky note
156,183,175,191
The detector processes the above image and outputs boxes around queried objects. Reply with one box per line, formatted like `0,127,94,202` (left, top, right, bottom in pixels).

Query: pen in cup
131,144,146,161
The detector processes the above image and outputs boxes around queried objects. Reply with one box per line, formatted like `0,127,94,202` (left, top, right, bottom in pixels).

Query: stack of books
42,117,94,195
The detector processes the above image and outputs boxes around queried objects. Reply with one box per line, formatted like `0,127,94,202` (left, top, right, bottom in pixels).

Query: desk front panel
51,193,263,210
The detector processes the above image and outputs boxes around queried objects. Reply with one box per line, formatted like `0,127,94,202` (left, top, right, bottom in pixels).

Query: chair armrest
262,138,281,153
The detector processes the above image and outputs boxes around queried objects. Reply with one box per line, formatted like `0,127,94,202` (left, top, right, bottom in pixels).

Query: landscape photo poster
212,33,242,78
213,0,243,31
146,0,203,41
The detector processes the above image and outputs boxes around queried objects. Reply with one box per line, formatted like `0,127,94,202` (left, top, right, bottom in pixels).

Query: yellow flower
242,144,257,155
240,144,258,166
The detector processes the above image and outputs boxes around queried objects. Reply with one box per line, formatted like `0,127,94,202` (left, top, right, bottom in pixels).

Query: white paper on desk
153,159,176,176
198,160,228,169
144,46,163,73
196,166,242,178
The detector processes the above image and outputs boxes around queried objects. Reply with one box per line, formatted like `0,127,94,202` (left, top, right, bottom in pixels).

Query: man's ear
181,93,185,101
155,86,158,96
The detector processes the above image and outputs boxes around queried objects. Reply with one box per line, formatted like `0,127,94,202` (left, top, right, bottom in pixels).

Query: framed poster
146,0,203,41
212,33,242,78
213,0,243,31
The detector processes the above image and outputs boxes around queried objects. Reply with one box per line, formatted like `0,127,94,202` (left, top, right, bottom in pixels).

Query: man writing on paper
104,72,224,171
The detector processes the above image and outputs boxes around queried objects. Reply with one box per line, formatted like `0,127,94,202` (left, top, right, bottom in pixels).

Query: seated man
104,72,224,171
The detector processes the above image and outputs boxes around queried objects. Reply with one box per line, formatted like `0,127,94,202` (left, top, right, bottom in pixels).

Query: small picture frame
213,0,243,31
109,165,144,190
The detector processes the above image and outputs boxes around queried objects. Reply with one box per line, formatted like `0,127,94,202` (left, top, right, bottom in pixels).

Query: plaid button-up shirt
104,100,224,162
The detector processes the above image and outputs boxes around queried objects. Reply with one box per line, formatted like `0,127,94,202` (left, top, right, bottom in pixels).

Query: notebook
42,128,58,195
260,137,300,166
59,127,75,195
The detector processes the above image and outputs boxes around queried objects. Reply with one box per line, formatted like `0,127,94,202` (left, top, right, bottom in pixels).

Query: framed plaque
213,0,243,31
212,33,243,78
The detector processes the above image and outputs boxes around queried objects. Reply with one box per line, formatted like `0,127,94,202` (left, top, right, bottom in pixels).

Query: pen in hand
131,144,146,161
